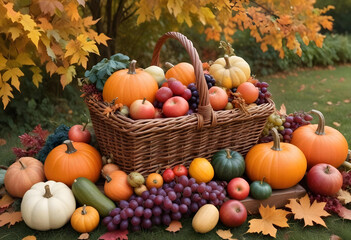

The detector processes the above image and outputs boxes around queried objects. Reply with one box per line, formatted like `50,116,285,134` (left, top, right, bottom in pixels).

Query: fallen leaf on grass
313,102,318,106
333,122,341,127
298,84,305,92
22,236,36,240
78,233,89,240
339,77,345,82
330,234,342,240
285,194,330,227
0,211,22,227
337,190,351,204
327,101,333,105
165,220,182,232
0,139,6,146
321,78,327,83
325,89,332,93
0,194,14,209
336,205,351,220
344,99,350,103
246,205,289,238
99,230,128,240
216,229,237,240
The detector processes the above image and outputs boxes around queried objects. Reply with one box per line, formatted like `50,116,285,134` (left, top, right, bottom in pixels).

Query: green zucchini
72,177,116,217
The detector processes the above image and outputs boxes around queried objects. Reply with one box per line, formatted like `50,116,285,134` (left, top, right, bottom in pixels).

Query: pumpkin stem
260,177,266,185
224,55,231,69
43,185,53,198
64,140,77,154
225,149,232,159
101,170,112,183
81,204,87,215
18,160,26,169
271,128,282,151
165,62,174,69
128,60,137,74
310,109,325,135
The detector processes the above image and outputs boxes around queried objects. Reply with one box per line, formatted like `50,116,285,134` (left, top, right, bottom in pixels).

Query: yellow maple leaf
0,78,14,109
285,194,330,227
3,2,20,22
46,61,58,77
337,190,351,204
7,27,22,41
0,54,7,71
246,205,289,238
30,67,42,88
83,16,99,27
2,67,24,91
57,66,76,88
16,53,35,66
94,33,111,46
167,0,183,16
65,2,80,21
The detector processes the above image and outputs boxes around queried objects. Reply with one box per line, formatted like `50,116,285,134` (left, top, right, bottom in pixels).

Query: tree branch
249,0,279,19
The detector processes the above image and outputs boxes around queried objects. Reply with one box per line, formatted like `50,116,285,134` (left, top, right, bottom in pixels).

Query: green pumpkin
250,180,272,200
0,168,6,185
211,149,245,181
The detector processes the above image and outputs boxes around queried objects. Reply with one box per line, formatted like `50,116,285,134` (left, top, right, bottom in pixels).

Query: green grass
1,65,351,240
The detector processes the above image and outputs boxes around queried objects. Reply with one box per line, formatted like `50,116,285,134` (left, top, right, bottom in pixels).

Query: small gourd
127,172,145,188
192,204,219,233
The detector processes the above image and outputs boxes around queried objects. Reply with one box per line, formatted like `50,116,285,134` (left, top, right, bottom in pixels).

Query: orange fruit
236,82,259,104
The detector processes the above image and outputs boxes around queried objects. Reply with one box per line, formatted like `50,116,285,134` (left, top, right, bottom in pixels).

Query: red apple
168,78,186,96
209,86,228,110
68,124,91,143
156,87,173,103
162,96,189,117
163,168,175,182
219,200,247,227
129,98,155,120
172,164,188,177
227,177,250,200
307,163,343,196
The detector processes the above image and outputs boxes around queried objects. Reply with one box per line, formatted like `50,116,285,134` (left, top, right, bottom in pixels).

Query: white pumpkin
21,180,76,231
144,65,165,86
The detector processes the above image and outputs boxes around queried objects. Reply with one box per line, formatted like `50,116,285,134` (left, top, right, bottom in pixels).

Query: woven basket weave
86,32,275,176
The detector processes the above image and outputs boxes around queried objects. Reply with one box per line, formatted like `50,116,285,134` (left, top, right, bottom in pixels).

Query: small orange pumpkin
291,109,349,168
70,204,100,233
189,158,214,183
102,60,158,107
245,128,307,189
44,140,102,187
102,163,120,175
146,173,163,189
103,170,133,201
4,157,45,198
165,62,195,86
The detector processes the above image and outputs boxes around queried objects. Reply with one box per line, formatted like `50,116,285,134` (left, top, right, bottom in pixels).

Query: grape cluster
204,74,216,89
255,81,272,105
102,176,226,232
81,83,103,101
187,83,200,113
259,111,313,143
341,170,351,190
309,193,342,214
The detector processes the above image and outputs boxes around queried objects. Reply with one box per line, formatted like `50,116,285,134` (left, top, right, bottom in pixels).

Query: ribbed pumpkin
70,205,100,233
211,149,245,181
165,62,195,86
4,157,45,198
189,158,214,183
103,170,133,201
291,109,349,169
245,128,307,189
209,54,250,88
44,140,102,187
102,60,158,107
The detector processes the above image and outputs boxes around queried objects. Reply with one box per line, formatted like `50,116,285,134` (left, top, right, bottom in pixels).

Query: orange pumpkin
70,205,100,233
245,128,307,189
102,60,158,107
189,158,214,183
146,173,163,189
291,109,349,168
4,157,45,198
165,62,195,86
44,140,102,187
103,170,133,201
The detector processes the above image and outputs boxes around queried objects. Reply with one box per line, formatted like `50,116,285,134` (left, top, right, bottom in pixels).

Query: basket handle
150,32,216,124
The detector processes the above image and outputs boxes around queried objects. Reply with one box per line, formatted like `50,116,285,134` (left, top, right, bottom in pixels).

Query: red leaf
99,230,128,240
336,205,351,220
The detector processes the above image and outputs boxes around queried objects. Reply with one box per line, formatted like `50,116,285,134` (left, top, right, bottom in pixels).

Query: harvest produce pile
1,38,351,239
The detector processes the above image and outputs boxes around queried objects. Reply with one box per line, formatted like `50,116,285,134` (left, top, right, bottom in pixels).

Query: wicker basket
86,32,275,176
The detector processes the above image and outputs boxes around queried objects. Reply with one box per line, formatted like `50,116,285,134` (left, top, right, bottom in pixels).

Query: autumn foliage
0,0,109,108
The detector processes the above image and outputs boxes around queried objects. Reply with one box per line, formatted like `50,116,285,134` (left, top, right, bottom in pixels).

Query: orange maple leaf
285,194,330,227
0,211,22,228
246,205,289,238
38,0,64,16
165,220,182,233
0,194,14,209
216,229,238,240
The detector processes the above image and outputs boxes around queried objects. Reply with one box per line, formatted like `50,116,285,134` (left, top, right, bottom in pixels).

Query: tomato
172,164,188,177
162,168,175,183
